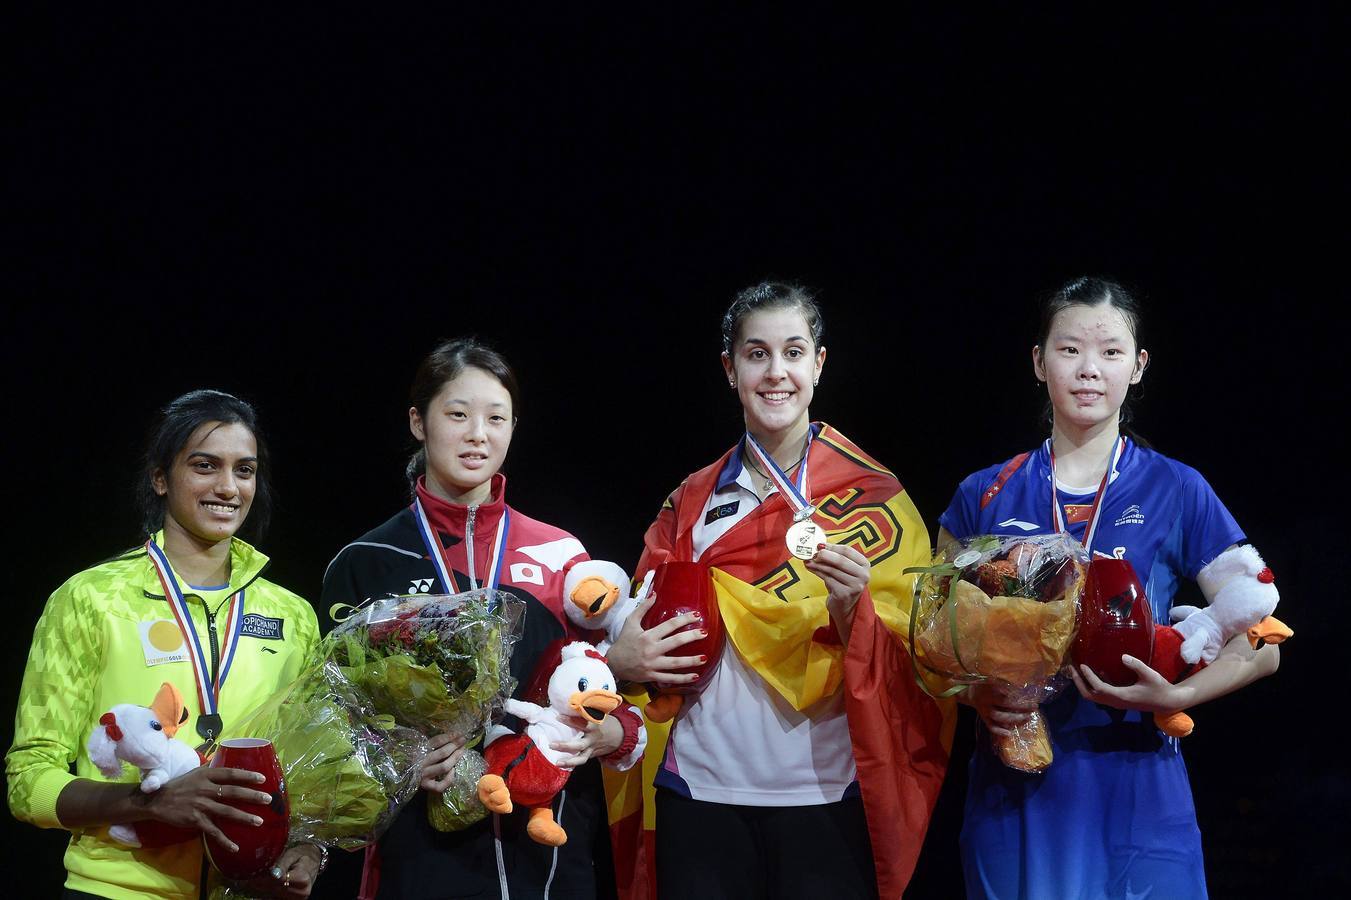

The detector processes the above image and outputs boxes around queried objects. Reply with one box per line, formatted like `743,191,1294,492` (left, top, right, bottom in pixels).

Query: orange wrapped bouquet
909,534,1088,772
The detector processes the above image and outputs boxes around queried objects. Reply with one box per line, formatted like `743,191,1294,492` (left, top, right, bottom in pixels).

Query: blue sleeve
1176,462,1246,579
938,468,992,540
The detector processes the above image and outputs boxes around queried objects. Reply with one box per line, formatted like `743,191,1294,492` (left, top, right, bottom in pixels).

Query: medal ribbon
744,430,816,522
144,538,244,739
413,498,511,593
1047,435,1126,553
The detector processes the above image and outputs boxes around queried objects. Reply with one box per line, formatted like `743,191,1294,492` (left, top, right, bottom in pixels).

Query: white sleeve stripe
515,537,587,572
321,541,425,583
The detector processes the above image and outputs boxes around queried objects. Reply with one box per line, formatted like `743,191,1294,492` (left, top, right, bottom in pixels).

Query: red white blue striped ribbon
412,499,511,593
744,430,816,521
1048,435,1125,554
144,538,244,735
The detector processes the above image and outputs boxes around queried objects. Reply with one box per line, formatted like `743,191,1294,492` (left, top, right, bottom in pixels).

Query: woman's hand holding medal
805,542,871,640
608,593,707,685
806,542,871,609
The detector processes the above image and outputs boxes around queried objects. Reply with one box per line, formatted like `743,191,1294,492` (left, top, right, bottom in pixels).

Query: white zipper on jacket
466,504,478,590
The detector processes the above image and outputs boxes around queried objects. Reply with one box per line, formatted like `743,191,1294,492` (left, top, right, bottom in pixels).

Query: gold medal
786,518,824,560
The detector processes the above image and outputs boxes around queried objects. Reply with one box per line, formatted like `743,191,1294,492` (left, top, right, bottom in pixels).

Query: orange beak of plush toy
570,688,623,724
569,576,620,621
148,682,190,739
1247,616,1293,649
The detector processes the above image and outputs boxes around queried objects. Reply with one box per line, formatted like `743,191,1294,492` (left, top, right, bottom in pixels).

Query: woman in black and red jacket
315,338,643,900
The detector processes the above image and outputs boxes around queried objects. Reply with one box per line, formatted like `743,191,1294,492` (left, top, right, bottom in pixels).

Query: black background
5,6,1345,897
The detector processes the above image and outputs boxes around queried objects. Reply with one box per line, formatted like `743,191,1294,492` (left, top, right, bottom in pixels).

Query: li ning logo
1114,504,1146,527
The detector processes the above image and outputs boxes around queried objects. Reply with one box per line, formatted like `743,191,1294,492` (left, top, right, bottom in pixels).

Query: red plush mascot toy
476,642,628,846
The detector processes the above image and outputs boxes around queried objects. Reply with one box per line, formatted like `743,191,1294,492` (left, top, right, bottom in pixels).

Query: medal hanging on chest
1048,436,1126,554
144,538,245,746
412,499,511,603
744,431,823,560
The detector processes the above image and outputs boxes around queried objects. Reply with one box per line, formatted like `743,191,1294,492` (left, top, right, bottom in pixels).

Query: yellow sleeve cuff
27,767,78,829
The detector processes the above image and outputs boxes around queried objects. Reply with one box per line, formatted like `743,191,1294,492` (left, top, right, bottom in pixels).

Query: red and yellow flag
606,425,955,900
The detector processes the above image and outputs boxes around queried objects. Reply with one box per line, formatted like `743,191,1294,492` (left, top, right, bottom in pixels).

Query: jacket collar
678,422,831,554
714,422,823,492
141,530,271,598
414,473,508,537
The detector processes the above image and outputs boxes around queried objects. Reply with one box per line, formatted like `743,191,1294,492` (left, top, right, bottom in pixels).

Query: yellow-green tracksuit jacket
6,533,318,899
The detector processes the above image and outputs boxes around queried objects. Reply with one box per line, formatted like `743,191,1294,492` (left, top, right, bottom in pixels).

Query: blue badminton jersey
940,438,1244,900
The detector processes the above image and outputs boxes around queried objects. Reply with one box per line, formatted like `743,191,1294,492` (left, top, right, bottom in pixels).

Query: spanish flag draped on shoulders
604,423,956,899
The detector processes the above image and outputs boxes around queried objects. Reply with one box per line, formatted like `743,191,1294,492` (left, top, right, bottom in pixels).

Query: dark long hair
406,338,521,490
138,390,272,540
1035,276,1150,445
721,281,825,353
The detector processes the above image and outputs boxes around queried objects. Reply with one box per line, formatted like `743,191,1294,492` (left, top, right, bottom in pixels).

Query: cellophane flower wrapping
426,749,489,832
911,533,1089,772
208,590,526,897
206,658,429,899
326,589,524,833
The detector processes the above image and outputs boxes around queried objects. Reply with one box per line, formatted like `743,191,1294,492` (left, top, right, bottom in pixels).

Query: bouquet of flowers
208,589,526,896
909,533,1089,773
217,659,428,852
325,589,525,831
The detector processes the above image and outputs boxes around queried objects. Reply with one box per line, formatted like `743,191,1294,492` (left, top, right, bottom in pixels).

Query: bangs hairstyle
138,390,272,540
721,281,824,354
1036,276,1149,443
405,337,521,489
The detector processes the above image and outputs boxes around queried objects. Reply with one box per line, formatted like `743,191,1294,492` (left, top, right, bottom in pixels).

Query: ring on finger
283,871,290,887
217,785,223,799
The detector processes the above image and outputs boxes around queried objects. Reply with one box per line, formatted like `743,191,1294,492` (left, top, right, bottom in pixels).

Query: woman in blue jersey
937,277,1281,900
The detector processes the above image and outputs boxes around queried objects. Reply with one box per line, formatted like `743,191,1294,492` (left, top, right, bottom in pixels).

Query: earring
729,379,736,388
813,379,819,387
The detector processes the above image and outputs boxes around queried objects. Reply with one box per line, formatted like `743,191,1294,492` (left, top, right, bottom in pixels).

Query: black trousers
655,789,878,900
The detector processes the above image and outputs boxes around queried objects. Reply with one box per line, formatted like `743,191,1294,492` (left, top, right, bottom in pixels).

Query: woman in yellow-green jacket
7,390,321,900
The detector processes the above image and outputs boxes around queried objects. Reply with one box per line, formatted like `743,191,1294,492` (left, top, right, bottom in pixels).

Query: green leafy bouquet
327,589,525,740
217,658,427,853
211,588,526,898
326,589,525,832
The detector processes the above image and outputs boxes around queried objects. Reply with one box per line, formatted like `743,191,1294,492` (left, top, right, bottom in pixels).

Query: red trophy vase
131,819,198,848
640,561,724,694
205,738,290,881
1071,558,1155,686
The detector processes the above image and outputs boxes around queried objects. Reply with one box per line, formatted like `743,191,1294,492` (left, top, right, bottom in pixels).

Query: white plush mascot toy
561,559,645,651
477,641,637,846
1171,544,1286,664
1148,544,1294,738
87,681,202,847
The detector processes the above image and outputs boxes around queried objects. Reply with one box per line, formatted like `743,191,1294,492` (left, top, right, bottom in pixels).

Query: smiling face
410,366,514,504
721,307,826,443
152,421,258,547
1033,302,1148,436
